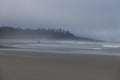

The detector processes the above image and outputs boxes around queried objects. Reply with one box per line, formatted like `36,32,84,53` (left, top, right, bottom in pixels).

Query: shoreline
1,48,120,57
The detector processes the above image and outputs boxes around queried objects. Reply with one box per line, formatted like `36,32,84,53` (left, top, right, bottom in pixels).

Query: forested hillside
0,27,97,41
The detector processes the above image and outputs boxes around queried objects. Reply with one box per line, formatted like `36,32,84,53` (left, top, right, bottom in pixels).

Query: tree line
0,27,78,40
0,26,97,41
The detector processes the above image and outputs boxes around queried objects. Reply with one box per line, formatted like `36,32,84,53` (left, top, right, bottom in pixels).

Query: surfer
37,40,40,44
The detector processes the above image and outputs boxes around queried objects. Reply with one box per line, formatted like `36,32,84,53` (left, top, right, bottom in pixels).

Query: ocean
1,40,120,56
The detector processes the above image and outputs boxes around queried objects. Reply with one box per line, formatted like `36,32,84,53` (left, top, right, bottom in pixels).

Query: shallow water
1,41,120,56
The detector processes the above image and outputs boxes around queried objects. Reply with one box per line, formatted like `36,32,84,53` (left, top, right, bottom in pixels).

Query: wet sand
0,50,120,80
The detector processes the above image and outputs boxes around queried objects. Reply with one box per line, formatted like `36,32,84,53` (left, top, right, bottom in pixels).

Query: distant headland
0,27,102,41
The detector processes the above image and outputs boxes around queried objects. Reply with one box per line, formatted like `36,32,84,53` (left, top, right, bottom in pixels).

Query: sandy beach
0,50,120,80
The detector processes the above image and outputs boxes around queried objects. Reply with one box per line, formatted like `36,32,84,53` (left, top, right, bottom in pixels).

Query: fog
0,0,120,42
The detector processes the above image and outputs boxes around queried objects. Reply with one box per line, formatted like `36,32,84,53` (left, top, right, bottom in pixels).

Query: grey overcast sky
0,0,120,41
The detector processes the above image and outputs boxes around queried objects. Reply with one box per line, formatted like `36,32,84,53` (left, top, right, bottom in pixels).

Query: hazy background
0,0,120,42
